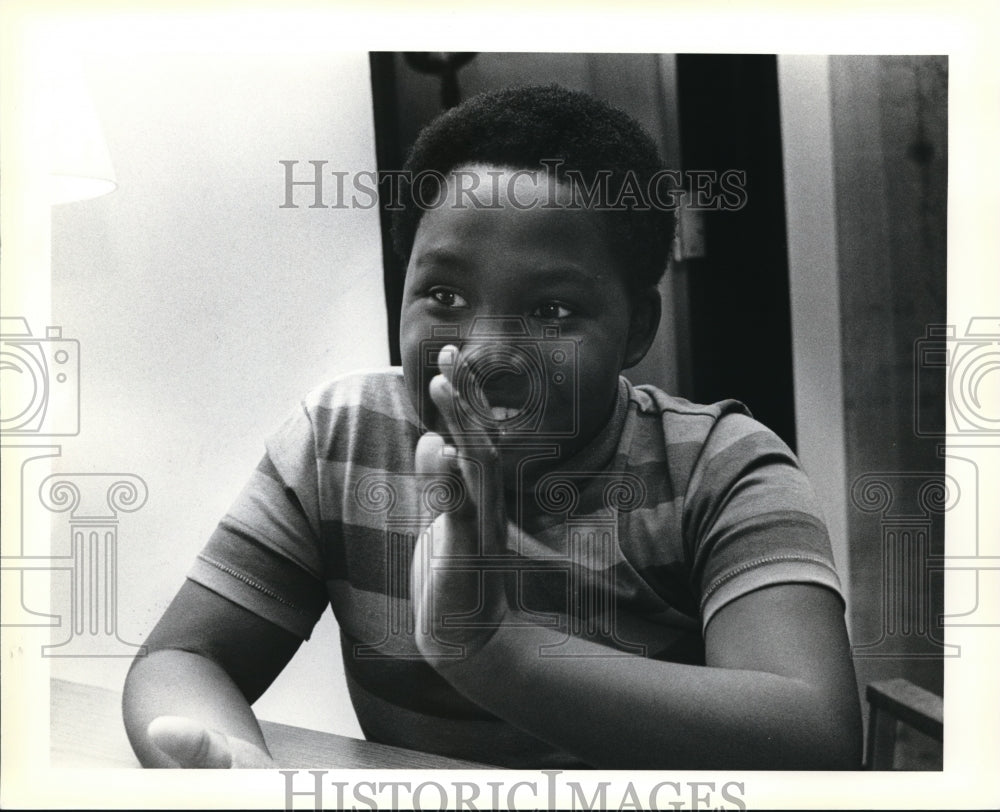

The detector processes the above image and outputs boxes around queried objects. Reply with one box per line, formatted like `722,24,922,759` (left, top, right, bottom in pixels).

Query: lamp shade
38,50,117,205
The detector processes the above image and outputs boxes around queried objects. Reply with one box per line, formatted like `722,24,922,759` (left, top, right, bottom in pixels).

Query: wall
46,36,384,738
780,55,948,764
830,56,948,699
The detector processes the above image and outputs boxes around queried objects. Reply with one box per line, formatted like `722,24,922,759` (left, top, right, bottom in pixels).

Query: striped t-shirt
189,368,842,768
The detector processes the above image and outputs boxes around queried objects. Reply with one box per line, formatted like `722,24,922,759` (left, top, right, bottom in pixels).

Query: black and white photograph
1,1,997,809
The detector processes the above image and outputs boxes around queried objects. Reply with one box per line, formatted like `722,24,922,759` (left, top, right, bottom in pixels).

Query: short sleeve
684,411,844,631
187,403,330,639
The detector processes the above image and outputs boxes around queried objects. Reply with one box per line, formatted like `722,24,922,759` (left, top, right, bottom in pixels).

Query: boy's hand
147,716,276,768
412,345,513,663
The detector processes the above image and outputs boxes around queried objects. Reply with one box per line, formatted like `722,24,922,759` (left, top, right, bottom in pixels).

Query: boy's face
400,164,656,471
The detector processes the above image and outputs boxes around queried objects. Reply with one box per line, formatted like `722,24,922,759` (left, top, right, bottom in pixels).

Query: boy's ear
623,287,662,370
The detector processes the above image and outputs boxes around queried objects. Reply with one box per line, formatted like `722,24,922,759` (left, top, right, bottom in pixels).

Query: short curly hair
390,85,674,295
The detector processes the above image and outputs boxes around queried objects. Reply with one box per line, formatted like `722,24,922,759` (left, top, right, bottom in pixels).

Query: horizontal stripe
693,509,830,573
317,459,464,524
344,667,585,768
696,513,840,615
326,581,421,654
327,576,701,666
325,519,667,604
340,630,496,721
304,368,417,423
684,433,802,548
328,565,699,653
224,469,324,577
314,403,422,466
321,520,416,595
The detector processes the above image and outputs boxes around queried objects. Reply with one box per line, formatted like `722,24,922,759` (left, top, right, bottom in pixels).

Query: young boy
123,85,862,769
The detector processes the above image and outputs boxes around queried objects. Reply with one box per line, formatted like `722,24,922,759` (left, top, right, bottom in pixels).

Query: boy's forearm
434,621,860,770
122,648,270,767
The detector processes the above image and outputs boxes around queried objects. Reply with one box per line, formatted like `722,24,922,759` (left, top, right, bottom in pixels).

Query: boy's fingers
429,370,500,465
428,371,497,472
228,737,279,768
415,431,479,526
429,372,462,442
436,344,460,386
147,716,233,768
414,431,449,477
427,344,507,547
433,344,498,450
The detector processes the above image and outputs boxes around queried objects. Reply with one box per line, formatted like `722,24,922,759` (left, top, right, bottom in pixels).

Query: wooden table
50,678,495,769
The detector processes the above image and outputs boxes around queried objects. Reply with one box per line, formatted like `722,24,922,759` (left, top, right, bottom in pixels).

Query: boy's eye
532,302,573,319
430,289,469,308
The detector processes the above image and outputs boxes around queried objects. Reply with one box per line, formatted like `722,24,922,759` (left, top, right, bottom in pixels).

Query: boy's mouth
481,377,534,426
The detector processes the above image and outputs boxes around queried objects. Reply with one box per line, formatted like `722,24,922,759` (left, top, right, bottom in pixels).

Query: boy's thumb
148,715,233,768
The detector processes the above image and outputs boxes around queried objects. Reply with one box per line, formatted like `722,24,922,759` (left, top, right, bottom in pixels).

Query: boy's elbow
799,694,864,770
814,726,863,770
770,721,861,770
757,681,863,769
832,686,864,769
